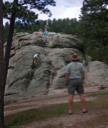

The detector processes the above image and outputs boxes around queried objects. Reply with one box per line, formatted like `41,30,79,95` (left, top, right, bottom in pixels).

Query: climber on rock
44,30,48,37
31,53,40,69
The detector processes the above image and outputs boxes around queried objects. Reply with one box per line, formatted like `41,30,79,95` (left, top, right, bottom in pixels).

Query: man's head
70,53,79,61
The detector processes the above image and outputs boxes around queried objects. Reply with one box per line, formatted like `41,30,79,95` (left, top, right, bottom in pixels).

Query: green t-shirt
66,62,84,79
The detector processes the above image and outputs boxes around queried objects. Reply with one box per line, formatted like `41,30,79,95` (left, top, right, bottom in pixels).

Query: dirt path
4,86,107,116
4,86,108,128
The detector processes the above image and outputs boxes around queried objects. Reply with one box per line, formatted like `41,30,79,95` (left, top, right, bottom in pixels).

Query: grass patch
5,91,108,128
87,91,108,97
87,91,108,110
5,104,68,128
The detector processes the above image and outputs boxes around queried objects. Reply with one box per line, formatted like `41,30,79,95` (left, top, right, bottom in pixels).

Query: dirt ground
18,110,108,128
4,86,108,128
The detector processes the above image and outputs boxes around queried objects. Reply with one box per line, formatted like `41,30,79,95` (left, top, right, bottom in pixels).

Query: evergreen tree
2,1,56,127
3,0,56,84
0,0,5,127
80,0,108,62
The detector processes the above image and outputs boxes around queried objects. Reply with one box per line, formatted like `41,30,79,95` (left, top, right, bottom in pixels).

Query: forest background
3,0,108,64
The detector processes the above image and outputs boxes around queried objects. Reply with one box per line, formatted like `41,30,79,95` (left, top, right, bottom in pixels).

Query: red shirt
33,57,38,63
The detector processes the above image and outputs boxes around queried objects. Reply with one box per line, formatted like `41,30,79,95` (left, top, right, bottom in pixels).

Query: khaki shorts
68,79,84,94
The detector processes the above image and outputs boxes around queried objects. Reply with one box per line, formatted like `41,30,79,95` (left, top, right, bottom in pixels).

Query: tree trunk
0,0,5,127
4,0,18,85
0,0,18,127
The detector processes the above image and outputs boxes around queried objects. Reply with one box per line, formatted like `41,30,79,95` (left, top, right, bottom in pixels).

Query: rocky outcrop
85,61,108,88
4,32,84,102
4,32,108,103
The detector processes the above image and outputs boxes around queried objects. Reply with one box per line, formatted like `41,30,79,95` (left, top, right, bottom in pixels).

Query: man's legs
68,94,74,113
79,94,87,112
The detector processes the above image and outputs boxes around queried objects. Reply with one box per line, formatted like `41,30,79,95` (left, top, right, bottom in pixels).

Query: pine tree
80,0,108,62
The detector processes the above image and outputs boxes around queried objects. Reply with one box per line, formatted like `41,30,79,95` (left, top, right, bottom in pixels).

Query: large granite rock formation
4,32,84,102
4,32,108,103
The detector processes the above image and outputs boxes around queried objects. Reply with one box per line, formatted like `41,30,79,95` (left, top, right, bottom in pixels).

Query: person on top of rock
44,30,48,37
65,53,88,114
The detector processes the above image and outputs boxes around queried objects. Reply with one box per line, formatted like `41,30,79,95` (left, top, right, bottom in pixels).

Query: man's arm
65,73,70,86
66,73,69,82
82,71,85,80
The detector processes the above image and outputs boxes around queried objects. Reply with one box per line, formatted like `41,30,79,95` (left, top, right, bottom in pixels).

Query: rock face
85,61,108,88
5,32,108,103
5,32,84,102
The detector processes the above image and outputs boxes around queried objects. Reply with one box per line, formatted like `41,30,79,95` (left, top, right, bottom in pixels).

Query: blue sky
3,0,83,24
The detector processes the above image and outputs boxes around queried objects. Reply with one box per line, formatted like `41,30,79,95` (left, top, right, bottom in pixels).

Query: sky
38,0,83,20
3,0,83,24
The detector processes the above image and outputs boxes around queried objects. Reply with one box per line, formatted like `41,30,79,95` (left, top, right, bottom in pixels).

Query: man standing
65,53,88,114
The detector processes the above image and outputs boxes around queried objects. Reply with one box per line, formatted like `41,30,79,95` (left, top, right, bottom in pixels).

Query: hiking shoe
68,112,73,115
82,110,88,113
